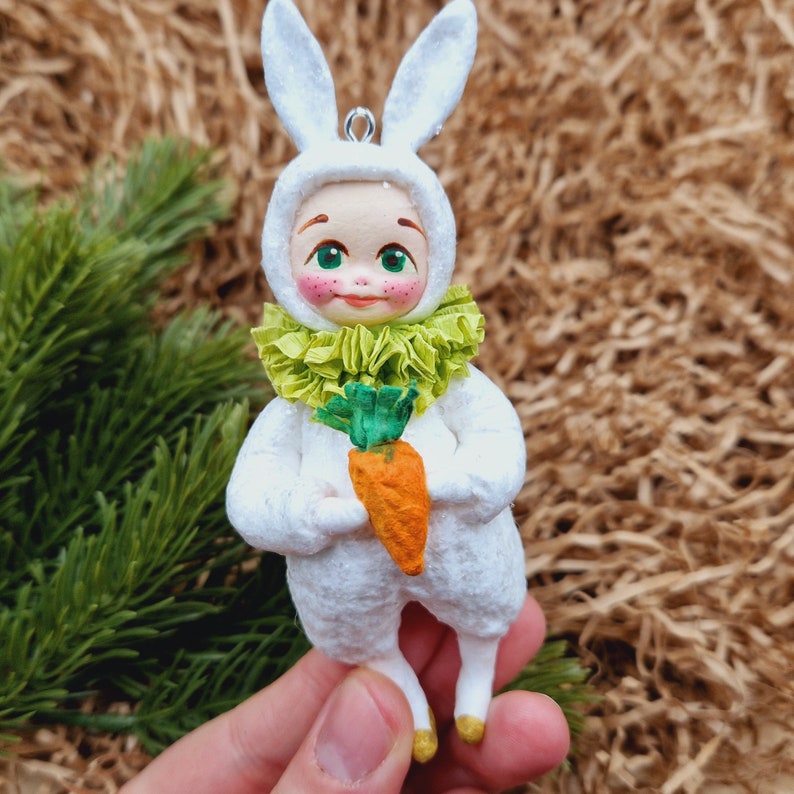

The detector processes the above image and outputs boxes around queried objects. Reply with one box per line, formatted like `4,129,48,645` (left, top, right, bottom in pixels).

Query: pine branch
0,139,303,745
0,139,234,535
77,138,232,283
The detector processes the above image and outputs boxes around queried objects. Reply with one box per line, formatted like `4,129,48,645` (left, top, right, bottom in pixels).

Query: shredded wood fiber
2,0,793,791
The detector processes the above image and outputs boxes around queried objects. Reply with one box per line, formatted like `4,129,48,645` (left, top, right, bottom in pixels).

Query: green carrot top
312,381,419,451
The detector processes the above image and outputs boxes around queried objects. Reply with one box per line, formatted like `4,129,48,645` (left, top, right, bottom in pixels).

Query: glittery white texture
227,366,527,656
381,0,477,151
261,142,457,330
260,0,338,151
229,0,527,736
258,0,477,331
227,365,527,728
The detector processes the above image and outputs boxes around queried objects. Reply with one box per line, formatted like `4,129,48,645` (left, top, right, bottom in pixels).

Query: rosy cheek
381,276,424,308
296,273,339,306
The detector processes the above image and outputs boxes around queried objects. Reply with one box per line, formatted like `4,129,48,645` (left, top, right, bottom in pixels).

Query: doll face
290,181,429,326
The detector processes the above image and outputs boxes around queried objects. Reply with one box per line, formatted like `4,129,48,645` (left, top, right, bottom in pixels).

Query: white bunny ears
259,0,478,331
381,0,477,151
261,0,477,153
259,0,338,152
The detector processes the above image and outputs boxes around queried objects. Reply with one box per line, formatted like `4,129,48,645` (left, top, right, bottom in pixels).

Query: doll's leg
453,632,500,744
415,508,526,743
366,650,437,763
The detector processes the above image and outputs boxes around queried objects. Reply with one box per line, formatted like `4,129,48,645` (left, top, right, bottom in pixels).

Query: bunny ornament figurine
227,0,528,763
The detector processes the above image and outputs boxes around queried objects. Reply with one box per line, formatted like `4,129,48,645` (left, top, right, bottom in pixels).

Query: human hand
119,595,570,793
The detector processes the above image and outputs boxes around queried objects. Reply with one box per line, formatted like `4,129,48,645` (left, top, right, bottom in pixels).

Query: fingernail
315,675,397,783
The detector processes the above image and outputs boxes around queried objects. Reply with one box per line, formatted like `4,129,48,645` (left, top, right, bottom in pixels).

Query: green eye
315,244,343,269
380,247,408,273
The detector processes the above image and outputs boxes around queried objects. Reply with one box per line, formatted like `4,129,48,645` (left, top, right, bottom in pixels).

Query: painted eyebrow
297,214,329,234
398,217,426,238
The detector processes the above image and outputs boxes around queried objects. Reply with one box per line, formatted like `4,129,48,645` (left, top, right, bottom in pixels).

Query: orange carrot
348,438,429,575
313,382,430,576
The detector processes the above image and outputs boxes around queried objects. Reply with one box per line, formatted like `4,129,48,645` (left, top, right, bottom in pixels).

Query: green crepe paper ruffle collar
252,285,484,414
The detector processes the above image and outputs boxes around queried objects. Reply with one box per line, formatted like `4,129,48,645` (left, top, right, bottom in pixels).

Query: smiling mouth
337,295,385,307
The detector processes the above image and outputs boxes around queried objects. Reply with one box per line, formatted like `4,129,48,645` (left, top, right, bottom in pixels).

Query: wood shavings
2,0,794,790
0,722,148,793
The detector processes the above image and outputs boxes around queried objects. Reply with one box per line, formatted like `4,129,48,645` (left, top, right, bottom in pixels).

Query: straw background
2,0,793,791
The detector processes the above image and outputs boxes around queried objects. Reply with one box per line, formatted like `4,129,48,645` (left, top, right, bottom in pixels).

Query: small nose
353,271,370,286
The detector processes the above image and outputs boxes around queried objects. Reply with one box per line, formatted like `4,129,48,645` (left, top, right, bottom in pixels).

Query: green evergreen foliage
503,638,598,739
0,138,594,756
0,139,308,751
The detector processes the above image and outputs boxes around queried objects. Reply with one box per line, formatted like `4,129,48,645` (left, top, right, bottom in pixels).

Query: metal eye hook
344,106,376,143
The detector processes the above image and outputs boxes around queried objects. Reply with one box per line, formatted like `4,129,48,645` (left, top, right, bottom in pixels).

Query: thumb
272,667,414,793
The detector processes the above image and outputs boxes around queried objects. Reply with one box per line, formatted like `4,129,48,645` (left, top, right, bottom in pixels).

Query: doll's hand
425,465,470,505
425,460,517,524
315,496,369,536
279,482,368,553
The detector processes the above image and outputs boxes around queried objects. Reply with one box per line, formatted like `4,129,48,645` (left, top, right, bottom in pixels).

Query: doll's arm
226,398,368,555
427,365,526,524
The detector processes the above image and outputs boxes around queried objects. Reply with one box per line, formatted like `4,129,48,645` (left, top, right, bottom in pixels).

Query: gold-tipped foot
412,728,438,763
412,707,438,763
455,714,486,745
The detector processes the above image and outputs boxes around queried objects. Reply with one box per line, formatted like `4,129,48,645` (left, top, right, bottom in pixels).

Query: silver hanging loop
344,106,376,143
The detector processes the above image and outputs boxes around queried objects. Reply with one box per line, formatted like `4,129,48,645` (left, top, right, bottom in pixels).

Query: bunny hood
260,0,478,332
